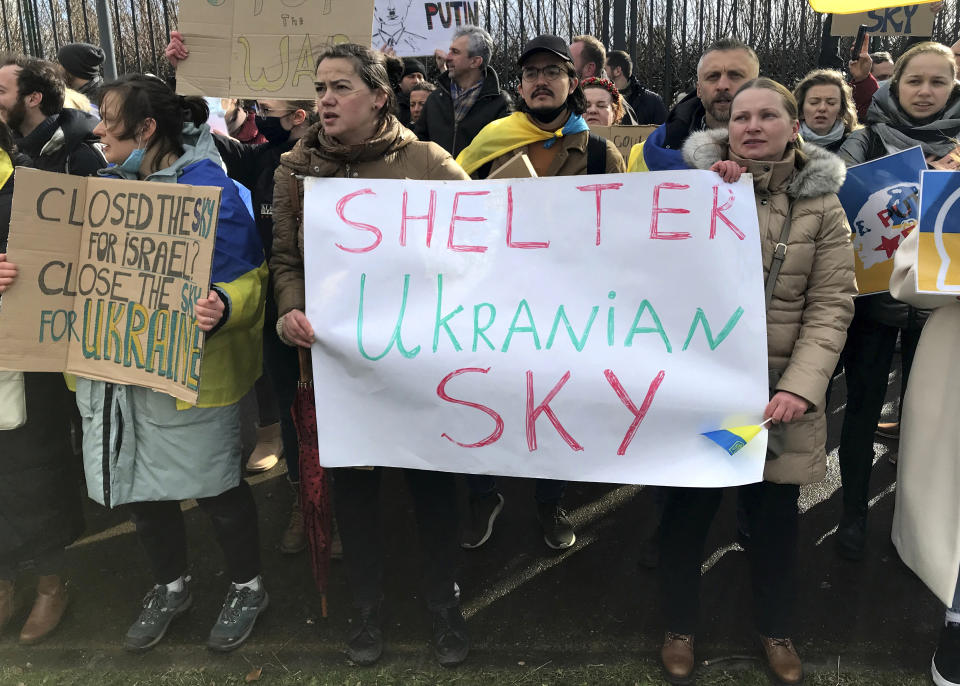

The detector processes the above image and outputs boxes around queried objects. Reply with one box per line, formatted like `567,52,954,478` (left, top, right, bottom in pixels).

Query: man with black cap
57,42,105,101
396,57,426,127
414,25,512,156
454,35,624,554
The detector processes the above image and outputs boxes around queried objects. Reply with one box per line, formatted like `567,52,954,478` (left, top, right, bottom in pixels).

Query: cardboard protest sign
0,168,220,405
590,125,658,162
177,0,375,99
831,5,935,35
303,172,770,486
837,147,925,295
372,0,478,56
915,170,960,293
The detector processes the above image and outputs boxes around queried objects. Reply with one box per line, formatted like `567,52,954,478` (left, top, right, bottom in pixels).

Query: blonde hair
793,69,860,134
892,42,958,98
733,77,807,165
63,87,92,113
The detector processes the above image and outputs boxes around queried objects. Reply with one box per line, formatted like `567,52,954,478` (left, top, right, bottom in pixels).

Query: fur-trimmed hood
681,128,847,199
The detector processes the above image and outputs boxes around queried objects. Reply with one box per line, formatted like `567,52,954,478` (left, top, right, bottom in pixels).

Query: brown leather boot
0,580,14,634
661,632,695,684
760,636,803,684
19,575,68,645
280,490,307,555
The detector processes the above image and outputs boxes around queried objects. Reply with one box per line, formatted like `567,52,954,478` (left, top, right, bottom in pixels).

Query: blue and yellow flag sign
809,0,937,13
837,146,926,294
701,421,768,456
916,170,960,293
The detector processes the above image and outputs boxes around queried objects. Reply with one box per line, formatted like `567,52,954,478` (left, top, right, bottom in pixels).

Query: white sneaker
246,423,281,473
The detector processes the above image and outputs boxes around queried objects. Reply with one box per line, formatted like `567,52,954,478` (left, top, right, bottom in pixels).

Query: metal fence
2,0,959,101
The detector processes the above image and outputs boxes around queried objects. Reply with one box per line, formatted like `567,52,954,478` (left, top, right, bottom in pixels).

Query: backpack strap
586,132,607,174
764,201,794,311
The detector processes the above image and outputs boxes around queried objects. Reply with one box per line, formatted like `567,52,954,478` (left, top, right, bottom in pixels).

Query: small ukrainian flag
701,418,771,456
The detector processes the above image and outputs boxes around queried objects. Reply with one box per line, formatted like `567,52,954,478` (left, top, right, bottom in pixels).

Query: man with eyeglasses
454,35,625,553
414,25,513,156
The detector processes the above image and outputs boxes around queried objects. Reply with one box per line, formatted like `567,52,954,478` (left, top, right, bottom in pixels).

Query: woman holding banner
834,42,960,562
0,121,85,645
270,43,473,667
658,78,855,685
3,75,270,653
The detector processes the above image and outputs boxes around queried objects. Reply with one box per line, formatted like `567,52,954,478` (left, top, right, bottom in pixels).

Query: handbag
0,370,26,430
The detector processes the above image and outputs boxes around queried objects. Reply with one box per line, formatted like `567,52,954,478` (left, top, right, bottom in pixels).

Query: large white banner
304,172,769,486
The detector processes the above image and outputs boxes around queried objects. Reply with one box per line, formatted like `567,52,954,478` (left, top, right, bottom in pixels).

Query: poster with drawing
372,0,479,56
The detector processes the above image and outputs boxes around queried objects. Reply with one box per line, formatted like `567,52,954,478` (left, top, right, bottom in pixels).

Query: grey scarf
866,80,960,158
800,120,845,148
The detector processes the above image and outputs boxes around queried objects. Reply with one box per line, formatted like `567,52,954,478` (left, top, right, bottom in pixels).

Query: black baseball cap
517,34,574,66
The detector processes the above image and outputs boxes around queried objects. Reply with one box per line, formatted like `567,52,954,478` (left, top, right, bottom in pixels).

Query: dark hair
287,98,319,126
410,81,437,94
314,43,396,122
519,61,587,116
2,56,65,116
870,51,894,65
606,50,633,78
97,74,208,173
383,53,404,93
698,38,760,76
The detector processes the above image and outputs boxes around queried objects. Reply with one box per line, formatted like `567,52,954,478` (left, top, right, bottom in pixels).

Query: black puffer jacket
414,66,513,157
17,109,105,176
620,75,668,125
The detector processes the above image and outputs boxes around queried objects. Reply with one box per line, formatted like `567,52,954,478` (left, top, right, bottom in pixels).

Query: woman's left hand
710,160,747,183
764,391,810,424
194,290,225,332
0,254,18,293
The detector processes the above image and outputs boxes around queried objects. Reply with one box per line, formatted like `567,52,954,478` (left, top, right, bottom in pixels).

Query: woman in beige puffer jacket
269,43,471,669
657,78,856,686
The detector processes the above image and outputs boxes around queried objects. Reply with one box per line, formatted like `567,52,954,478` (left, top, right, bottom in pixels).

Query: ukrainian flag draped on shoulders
100,123,268,409
456,111,589,175
627,124,689,172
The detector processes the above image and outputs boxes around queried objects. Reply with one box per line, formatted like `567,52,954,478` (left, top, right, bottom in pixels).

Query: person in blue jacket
87,76,268,653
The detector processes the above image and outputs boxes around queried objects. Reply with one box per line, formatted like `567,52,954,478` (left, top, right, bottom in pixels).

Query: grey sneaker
206,582,269,652
123,579,193,653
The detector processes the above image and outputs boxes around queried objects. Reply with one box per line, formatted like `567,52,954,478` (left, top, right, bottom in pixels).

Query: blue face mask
118,145,145,173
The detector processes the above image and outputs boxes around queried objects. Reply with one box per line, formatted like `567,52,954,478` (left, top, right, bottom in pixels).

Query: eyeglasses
521,65,567,82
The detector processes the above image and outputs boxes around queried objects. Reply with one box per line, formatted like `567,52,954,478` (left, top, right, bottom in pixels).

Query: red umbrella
292,347,332,617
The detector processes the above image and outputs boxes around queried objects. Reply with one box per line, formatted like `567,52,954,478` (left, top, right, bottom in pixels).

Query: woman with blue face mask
85,75,268,653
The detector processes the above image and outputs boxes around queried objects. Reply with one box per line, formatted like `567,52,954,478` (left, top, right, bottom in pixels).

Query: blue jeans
466,475,566,504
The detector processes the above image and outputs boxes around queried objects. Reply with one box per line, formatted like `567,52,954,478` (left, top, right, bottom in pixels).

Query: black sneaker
432,605,469,667
537,502,576,550
933,622,960,686
461,491,505,549
835,512,867,561
346,604,383,665
123,579,193,653
206,582,269,652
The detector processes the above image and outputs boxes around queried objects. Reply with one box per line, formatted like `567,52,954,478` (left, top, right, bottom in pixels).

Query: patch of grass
0,661,933,686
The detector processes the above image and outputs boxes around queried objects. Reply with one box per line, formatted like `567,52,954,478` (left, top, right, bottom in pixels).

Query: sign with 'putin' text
0,168,220,405
303,172,769,486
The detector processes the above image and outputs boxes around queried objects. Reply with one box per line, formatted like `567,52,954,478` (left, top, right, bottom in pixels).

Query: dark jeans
263,287,301,482
659,481,800,637
334,467,459,610
126,481,261,585
466,475,566,504
838,310,922,518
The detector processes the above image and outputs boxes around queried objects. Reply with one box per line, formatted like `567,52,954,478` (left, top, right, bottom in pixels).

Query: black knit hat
402,57,427,79
57,42,105,80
